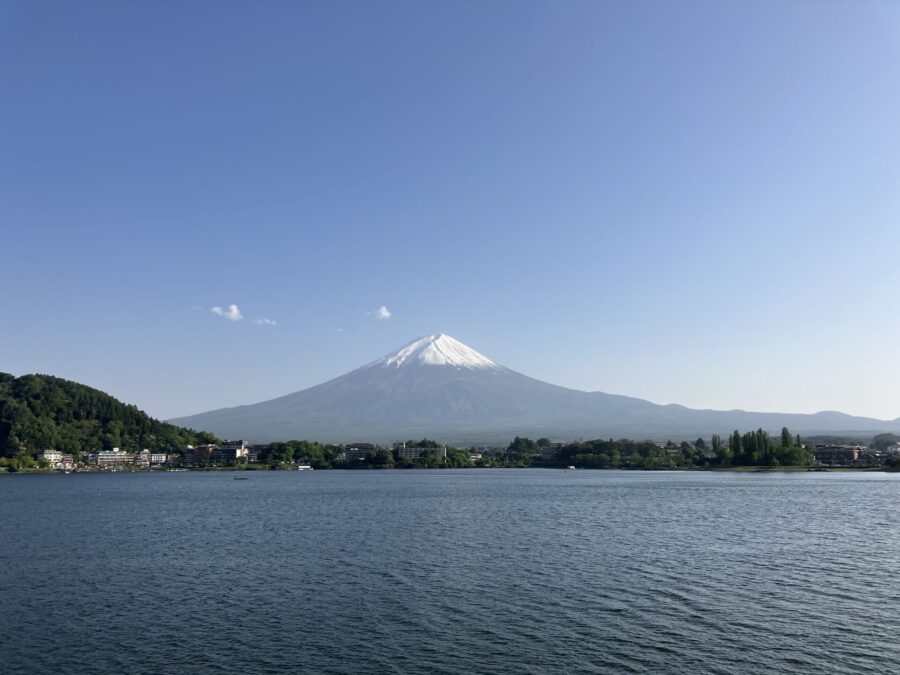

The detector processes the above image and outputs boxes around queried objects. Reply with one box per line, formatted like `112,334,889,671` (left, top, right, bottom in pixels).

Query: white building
90,449,134,467
40,449,63,464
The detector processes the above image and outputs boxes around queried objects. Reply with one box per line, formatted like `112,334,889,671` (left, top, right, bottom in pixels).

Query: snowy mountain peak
376,334,499,370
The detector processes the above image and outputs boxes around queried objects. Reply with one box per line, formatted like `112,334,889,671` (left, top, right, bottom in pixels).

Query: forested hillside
0,373,217,456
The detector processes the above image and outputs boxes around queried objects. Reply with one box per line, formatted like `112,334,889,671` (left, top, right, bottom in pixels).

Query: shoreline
2,465,896,475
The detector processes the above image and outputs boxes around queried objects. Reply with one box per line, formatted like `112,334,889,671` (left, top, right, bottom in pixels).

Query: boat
297,464,313,471
567,465,576,470
234,476,249,480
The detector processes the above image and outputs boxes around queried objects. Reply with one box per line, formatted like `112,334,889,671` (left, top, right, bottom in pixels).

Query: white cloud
253,318,277,326
374,305,392,320
211,304,243,321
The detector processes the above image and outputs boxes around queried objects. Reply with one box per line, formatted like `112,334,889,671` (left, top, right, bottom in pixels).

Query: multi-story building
212,440,249,463
192,444,216,464
40,449,77,469
345,443,377,461
90,449,135,468
150,453,168,465
395,445,447,461
40,449,63,465
134,450,151,467
812,445,864,466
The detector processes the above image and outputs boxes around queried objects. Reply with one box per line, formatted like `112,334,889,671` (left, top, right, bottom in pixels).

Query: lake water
2,469,900,674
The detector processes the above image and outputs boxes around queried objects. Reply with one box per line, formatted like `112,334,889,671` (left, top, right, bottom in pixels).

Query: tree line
549,427,812,469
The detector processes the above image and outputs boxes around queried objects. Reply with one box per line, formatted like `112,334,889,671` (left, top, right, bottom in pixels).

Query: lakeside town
18,436,900,473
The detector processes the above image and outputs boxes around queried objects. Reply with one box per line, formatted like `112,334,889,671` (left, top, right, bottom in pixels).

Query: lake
2,469,899,673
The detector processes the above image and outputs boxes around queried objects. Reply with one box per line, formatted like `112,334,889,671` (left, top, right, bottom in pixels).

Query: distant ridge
169,335,900,444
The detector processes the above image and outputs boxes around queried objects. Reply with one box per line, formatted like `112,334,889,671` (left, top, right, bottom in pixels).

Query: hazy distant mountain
169,334,900,445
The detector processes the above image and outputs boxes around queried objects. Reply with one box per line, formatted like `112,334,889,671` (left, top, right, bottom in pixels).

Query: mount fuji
169,334,900,444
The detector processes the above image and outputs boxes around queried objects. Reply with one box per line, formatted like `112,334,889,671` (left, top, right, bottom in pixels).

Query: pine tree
730,430,742,457
781,426,793,448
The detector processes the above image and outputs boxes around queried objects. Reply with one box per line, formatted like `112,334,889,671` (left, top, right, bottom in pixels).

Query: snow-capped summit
374,334,499,370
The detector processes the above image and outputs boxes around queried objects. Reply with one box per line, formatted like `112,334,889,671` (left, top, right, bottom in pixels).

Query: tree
695,437,707,450
508,436,537,453
405,438,441,448
781,427,793,448
730,431,742,457
368,449,395,469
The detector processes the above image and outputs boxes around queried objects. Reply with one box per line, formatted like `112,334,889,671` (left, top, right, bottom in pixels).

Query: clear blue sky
3,1,899,420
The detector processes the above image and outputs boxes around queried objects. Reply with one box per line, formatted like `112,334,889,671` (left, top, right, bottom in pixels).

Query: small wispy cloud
211,304,243,321
373,305,392,320
253,318,277,326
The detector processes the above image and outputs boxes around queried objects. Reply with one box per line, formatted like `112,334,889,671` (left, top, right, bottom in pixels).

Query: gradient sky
3,1,900,421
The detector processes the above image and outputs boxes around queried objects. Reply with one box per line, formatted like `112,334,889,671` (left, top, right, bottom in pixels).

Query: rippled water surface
3,469,900,673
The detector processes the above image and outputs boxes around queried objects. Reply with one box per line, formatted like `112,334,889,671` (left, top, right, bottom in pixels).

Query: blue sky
2,1,899,420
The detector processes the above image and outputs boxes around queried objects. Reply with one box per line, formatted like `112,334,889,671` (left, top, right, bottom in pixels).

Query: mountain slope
0,373,218,455
169,335,900,444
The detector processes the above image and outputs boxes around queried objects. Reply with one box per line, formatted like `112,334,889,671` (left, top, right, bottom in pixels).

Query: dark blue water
2,470,900,674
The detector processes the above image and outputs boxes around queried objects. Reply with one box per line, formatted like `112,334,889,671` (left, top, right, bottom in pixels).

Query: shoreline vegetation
3,373,900,474
4,430,900,474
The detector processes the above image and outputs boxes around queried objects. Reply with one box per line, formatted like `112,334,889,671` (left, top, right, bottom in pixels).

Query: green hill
0,373,218,457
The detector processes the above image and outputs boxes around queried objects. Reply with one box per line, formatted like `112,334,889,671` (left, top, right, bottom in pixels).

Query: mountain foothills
170,334,900,445
0,373,217,457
